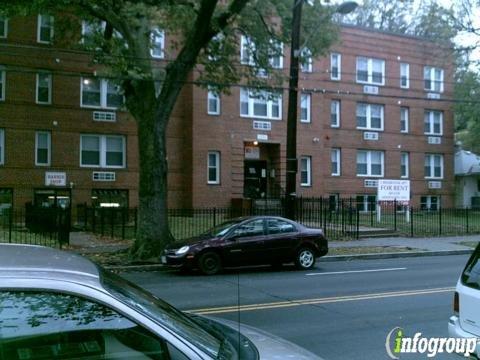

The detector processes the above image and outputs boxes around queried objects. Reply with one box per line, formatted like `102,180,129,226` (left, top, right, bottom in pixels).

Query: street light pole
285,0,303,220
284,0,358,220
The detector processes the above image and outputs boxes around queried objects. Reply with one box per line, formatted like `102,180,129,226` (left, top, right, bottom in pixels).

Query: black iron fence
0,205,70,248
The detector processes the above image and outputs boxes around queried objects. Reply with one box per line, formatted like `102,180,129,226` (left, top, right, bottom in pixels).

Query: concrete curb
320,249,474,262
105,249,474,271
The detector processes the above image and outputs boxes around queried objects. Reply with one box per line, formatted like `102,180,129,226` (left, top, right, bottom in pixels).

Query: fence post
410,207,414,237
84,203,88,230
394,200,397,232
466,207,469,234
134,208,138,234
122,208,126,240
213,207,217,227
439,206,442,236
8,208,13,243
110,208,115,238
100,208,105,236
356,206,360,239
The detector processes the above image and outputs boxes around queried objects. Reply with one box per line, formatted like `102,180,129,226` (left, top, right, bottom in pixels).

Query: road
122,255,470,359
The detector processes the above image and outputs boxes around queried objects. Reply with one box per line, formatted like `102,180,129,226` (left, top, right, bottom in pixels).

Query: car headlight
175,246,190,255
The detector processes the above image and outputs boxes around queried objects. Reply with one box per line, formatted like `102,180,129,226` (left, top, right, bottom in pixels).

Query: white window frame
300,93,311,123
330,100,340,128
300,156,312,187
207,151,220,184
330,53,341,80
424,110,443,136
36,73,52,105
400,63,409,88
240,35,256,66
356,57,385,85
0,129,4,165
0,68,5,101
37,14,54,44
0,17,8,39
240,88,282,120
356,150,384,177
400,107,409,133
207,89,220,115
269,40,283,69
424,153,444,179
331,148,341,176
80,134,126,169
424,66,444,93
35,131,51,166
421,196,440,211
151,28,165,59
401,152,409,178
80,78,123,109
300,48,313,73
356,103,384,131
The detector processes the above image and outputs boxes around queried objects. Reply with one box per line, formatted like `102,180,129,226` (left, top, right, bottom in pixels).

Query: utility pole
285,0,303,220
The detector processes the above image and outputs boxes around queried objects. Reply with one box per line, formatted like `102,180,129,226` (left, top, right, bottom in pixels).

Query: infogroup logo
385,327,478,358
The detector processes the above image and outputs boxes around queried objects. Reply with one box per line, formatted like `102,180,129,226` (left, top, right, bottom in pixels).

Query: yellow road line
188,287,455,315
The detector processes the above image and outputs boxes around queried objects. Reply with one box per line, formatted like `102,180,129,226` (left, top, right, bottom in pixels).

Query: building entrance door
244,160,268,199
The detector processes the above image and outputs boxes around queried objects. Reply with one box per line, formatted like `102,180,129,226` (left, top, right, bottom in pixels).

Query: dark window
232,219,264,238
0,291,186,359
92,189,128,208
267,219,296,234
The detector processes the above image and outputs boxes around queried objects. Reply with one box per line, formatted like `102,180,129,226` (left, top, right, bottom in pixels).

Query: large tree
2,0,339,259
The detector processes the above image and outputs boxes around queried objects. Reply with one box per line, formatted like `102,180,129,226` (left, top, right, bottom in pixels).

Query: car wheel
198,252,222,275
295,247,316,270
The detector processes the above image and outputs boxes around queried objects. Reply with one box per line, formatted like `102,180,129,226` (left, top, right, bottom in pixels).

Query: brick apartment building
0,14,455,212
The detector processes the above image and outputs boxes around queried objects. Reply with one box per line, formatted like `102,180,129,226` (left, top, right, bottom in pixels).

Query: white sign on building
45,172,67,187
377,179,410,202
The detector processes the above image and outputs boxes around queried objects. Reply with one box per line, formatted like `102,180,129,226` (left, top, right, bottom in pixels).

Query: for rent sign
377,180,410,202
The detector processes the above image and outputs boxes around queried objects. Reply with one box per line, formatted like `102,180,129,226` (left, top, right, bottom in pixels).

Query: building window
400,63,409,88
330,100,340,128
356,103,384,131
330,53,341,80
424,153,443,179
207,89,220,115
401,152,409,178
300,156,311,186
331,148,341,176
356,57,385,85
356,195,376,212
400,107,409,133
0,68,4,101
81,78,123,109
35,131,51,166
301,48,312,73
0,17,7,38
0,129,4,165
151,28,165,59
240,88,282,120
300,93,311,123
92,189,129,208
80,135,126,168
37,14,54,44
421,196,440,211
240,35,256,66
424,110,443,135
357,150,384,177
424,66,444,92
36,73,52,104
269,40,283,69
207,151,220,184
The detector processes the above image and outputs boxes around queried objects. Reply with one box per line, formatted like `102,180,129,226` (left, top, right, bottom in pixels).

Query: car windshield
462,245,480,289
202,219,244,237
101,269,229,358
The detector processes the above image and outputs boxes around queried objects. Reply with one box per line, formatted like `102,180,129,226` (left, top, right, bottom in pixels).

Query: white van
448,244,480,357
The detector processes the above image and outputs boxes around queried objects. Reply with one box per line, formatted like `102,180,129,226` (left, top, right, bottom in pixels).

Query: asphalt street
123,255,471,359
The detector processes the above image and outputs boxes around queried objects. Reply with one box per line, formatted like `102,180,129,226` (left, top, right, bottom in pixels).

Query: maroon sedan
161,216,328,275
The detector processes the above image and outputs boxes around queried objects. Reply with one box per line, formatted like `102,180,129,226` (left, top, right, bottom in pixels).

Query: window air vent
93,172,116,181
93,111,116,122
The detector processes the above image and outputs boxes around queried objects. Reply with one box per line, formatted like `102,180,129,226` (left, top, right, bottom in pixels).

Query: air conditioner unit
92,172,116,181
428,181,442,189
427,136,441,144
363,132,379,141
427,93,441,99
363,85,379,95
253,121,272,131
364,179,378,188
93,111,116,122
